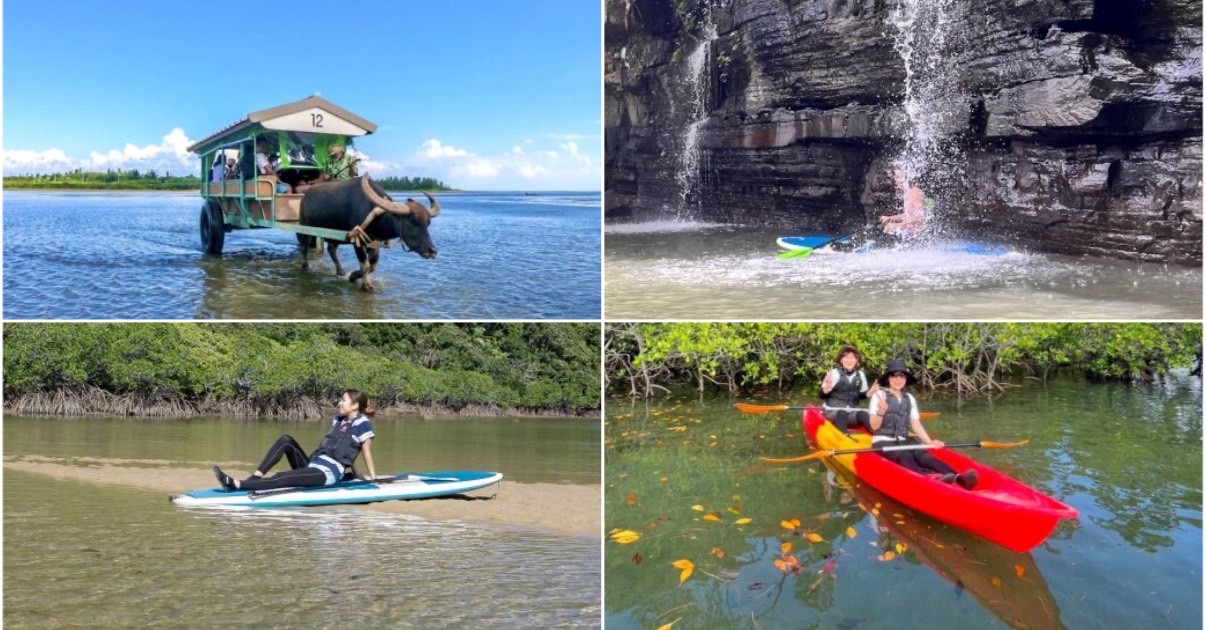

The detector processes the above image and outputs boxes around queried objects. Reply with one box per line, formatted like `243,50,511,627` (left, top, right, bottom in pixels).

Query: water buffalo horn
423,191,441,218
360,176,412,216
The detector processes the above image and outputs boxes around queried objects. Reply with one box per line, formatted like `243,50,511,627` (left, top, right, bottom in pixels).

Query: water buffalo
298,176,440,291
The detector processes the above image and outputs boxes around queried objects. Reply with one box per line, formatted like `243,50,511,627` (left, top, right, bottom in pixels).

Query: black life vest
312,417,363,468
824,368,867,409
874,392,912,441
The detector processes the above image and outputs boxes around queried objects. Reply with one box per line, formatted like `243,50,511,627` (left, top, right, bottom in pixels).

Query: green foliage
5,169,201,190
4,323,601,414
606,323,1201,396
375,175,453,192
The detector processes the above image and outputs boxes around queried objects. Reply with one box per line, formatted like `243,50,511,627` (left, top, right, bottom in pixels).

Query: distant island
4,169,454,192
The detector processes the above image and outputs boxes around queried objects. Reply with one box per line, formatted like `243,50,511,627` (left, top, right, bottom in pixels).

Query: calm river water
5,416,600,628
3,191,601,319
605,222,1202,319
604,374,1202,629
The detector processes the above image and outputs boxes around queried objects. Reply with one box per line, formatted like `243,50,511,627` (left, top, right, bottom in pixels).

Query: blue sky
3,0,602,190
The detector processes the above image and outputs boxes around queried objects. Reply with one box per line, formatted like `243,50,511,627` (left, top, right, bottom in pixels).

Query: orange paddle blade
759,452,829,464
979,439,1030,449
734,403,790,414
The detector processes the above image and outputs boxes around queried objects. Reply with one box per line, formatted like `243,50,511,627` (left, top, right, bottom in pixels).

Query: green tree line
5,323,600,416
5,169,201,190
605,323,1202,396
376,175,453,191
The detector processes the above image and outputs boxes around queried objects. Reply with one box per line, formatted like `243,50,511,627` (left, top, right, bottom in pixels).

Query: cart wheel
200,201,225,255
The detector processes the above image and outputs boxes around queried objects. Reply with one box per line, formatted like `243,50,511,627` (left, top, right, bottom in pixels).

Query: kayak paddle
760,439,1030,464
776,247,814,260
736,402,939,420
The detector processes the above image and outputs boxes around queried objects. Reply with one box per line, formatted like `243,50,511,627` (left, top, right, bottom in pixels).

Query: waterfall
671,22,718,219
886,0,966,221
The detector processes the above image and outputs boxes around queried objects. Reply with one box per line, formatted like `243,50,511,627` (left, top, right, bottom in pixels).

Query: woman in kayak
212,389,379,491
868,360,977,490
820,345,879,433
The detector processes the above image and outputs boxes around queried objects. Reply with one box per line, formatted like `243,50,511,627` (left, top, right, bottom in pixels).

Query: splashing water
886,0,967,219
670,21,718,219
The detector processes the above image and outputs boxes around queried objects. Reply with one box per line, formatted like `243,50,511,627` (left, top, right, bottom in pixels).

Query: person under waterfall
878,169,928,238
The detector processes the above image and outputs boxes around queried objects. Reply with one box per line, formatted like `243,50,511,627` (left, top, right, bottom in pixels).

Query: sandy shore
4,456,600,538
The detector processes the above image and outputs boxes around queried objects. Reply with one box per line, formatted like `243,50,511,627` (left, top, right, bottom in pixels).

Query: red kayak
802,407,1078,553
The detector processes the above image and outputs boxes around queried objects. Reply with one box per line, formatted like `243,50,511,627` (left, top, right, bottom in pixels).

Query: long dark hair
343,389,375,418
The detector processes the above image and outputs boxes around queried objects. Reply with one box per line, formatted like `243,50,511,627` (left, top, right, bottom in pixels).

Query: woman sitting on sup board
213,390,379,492
820,345,879,433
868,360,977,490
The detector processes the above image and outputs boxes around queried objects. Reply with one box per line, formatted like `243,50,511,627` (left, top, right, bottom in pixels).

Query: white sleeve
907,394,920,421
256,153,269,171
868,391,884,416
858,370,869,393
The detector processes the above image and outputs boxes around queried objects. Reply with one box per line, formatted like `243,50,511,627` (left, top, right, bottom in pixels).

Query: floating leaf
660,476,669,484
991,576,1003,588
782,555,802,573
625,492,638,505
692,505,705,512
610,530,641,544
780,518,801,530
734,517,752,525
702,513,722,522
773,558,787,572
669,426,688,432
1014,564,1025,578
878,551,896,562
781,542,793,554
727,507,742,515
732,495,741,501
805,532,824,543
821,560,838,575
672,559,694,584
632,552,643,564
709,546,726,560
895,543,908,555
846,526,858,539
655,618,681,630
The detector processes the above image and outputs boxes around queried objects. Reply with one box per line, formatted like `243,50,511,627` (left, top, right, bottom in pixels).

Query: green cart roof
188,95,377,154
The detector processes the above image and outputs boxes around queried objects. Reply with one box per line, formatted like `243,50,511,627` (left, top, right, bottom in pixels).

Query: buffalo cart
186,95,375,255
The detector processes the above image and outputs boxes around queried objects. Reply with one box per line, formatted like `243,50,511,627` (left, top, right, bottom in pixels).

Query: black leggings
879,440,956,477
824,409,870,433
240,434,329,491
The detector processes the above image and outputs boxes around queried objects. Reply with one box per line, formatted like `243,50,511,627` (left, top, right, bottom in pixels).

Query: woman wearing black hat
867,360,977,490
820,345,879,433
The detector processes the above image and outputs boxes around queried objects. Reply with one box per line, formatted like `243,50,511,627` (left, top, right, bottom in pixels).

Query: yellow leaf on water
660,476,669,483
846,526,858,539
992,576,1003,588
878,551,896,562
610,530,641,544
895,543,908,555
656,618,681,630
702,513,721,522
781,542,793,554
727,506,742,515
805,532,824,543
692,505,705,512
1014,564,1026,578
780,520,796,530
672,559,694,584
773,558,787,572
625,492,638,505
734,517,752,525
709,546,726,560
732,495,741,501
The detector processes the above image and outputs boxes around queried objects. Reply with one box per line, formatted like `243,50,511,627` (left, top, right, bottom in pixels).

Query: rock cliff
605,0,1202,264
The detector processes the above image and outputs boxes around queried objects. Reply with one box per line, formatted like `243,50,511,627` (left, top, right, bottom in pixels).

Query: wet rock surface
605,0,1202,264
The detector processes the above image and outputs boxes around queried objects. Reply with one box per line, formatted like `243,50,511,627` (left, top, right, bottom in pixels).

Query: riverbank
4,455,600,537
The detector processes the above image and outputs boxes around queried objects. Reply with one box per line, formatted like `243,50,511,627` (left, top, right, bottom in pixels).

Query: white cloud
5,128,199,176
392,136,598,190
421,139,471,158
